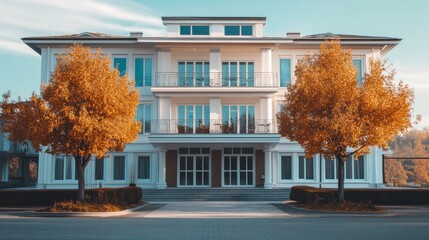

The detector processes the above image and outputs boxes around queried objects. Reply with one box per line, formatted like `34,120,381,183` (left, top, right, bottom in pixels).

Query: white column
264,147,273,189
210,48,221,86
158,97,171,133
260,48,272,86
157,148,167,189
157,50,171,86
210,97,221,133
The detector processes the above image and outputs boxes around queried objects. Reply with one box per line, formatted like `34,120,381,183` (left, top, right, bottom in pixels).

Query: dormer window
224,25,253,36
180,25,210,35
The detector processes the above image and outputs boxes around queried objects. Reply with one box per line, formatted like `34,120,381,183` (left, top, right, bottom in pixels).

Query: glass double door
223,155,254,186
179,155,210,186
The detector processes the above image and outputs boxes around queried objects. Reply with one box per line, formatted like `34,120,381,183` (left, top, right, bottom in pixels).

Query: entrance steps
142,188,290,202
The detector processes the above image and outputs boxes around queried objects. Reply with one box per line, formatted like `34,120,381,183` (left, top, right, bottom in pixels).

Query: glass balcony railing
151,119,278,134
154,72,278,87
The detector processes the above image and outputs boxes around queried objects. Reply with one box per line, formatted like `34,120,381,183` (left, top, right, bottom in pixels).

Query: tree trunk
76,161,85,202
336,154,345,203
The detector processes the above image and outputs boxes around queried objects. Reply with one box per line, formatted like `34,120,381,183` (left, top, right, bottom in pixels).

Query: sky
0,0,428,128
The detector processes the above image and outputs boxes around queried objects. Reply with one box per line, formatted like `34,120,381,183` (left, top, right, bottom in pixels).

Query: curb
284,202,396,216
24,204,147,218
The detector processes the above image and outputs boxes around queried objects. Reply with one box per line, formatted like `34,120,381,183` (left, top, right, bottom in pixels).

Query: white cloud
0,0,164,56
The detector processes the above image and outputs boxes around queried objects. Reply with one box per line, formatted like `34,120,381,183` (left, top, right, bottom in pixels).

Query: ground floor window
325,155,365,180
94,157,104,181
280,155,292,180
0,157,8,182
137,156,150,180
223,147,254,186
54,156,74,181
113,156,126,180
298,156,314,180
178,148,210,186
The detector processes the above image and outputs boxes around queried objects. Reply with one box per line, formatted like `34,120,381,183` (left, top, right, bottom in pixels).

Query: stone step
141,188,291,202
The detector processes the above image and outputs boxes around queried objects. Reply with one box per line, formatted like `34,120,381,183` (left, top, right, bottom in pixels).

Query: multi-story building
22,17,400,189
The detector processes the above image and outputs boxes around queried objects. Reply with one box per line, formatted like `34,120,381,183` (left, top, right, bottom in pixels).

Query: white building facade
23,17,400,189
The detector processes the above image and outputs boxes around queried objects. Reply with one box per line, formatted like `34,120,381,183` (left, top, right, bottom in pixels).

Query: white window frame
135,155,152,182
133,55,154,87
112,54,128,76
53,155,77,182
278,153,294,182
94,157,105,181
177,148,211,187
323,154,366,182
298,155,316,181
137,103,153,134
221,148,255,187
112,155,127,182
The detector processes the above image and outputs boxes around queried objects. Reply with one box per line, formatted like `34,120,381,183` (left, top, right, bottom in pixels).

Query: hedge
290,186,429,205
0,187,142,206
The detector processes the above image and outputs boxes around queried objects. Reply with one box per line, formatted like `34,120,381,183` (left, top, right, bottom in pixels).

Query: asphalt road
0,203,428,240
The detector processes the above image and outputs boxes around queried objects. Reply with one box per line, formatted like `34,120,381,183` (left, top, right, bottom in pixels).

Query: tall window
224,26,253,36
180,25,209,35
353,59,363,86
54,156,74,181
137,156,150,179
94,157,104,181
178,62,210,86
298,156,314,180
178,105,210,133
325,155,365,180
0,157,7,182
113,156,125,180
113,57,127,77
325,157,336,180
136,104,152,134
280,59,291,87
222,105,255,134
346,155,365,179
135,57,152,87
222,62,254,87
280,155,292,180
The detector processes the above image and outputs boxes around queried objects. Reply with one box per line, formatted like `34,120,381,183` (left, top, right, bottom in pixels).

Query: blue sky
0,0,428,128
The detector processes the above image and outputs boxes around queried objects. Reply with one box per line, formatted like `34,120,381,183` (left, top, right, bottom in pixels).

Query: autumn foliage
278,41,414,201
1,45,140,201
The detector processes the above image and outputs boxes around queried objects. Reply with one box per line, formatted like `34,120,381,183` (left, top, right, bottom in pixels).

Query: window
113,57,127,77
353,59,363,86
222,105,255,134
280,156,292,180
224,26,253,36
325,155,365,180
94,157,104,181
178,105,210,133
178,148,210,186
180,25,209,35
0,157,7,182
54,156,74,181
113,156,125,180
325,157,336,180
178,62,210,87
280,59,291,87
298,156,314,180
222,62,254,87
135,57,152,86
137,156,150,179
346,155,365,179
136,104,152,133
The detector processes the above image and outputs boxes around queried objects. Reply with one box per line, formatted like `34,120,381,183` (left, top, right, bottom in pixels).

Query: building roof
161,17,266,21
297,32,401,41
22,32,135,41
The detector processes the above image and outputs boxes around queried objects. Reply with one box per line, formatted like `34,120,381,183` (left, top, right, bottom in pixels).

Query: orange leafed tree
1,45,140,201
384,159,408,186
277,40,414,202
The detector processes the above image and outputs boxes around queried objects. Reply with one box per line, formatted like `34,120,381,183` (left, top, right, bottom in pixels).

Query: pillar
264,147,273,189
157,148,167,189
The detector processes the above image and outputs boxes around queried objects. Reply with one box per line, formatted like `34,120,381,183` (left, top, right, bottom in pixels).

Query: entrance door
223,148,254,186
178,155,210,187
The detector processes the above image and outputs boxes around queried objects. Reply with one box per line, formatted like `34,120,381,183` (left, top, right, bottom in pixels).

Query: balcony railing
155,72,278,87
151,119,278,134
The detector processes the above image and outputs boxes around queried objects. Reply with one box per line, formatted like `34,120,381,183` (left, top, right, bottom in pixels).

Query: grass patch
39,200,144,213
289,201,386,213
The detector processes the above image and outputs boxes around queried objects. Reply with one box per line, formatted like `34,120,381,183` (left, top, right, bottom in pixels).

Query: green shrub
0,187,142,206
290,186,429,205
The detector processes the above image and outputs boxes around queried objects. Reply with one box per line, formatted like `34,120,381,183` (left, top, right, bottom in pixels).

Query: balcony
154,72,278,87
149,119,281,144
151,119,278,134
